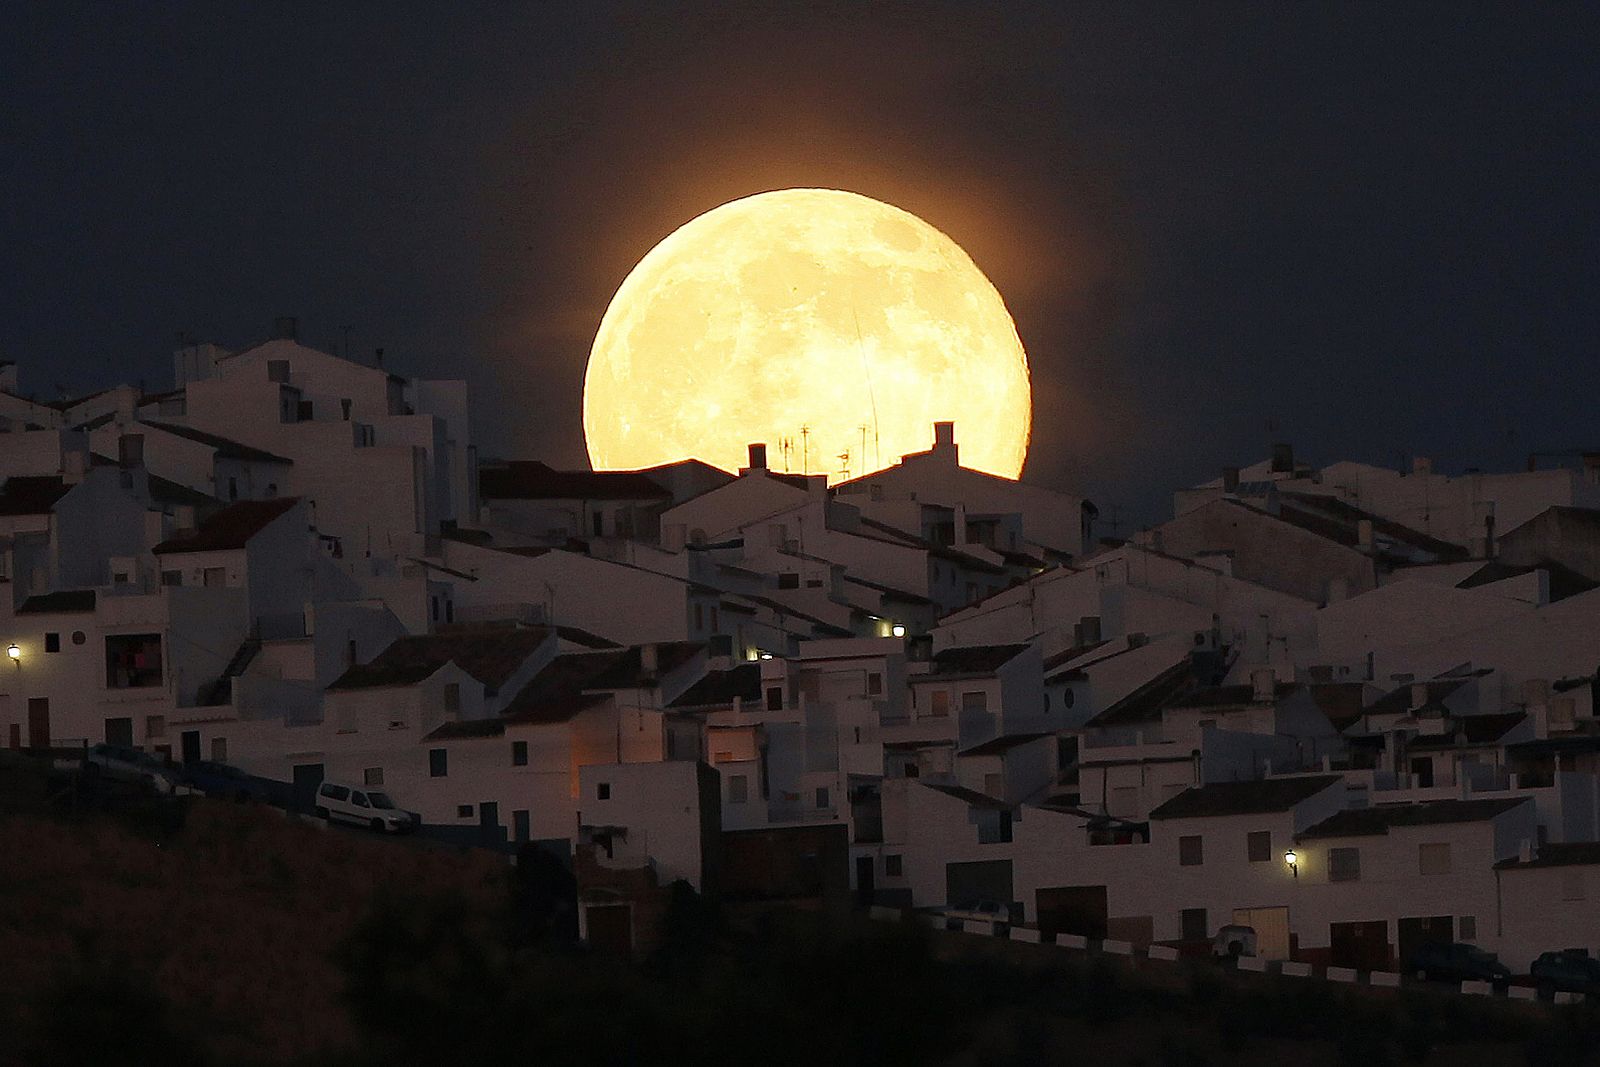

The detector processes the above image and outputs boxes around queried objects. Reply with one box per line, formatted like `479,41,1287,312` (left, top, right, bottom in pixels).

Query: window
105,634,162,688
203,566,226,588
512,740,528,767
815,786,830,809
352,792,371,808
228,477,238,501
363,767,384,786
885,854,903,877
778,572,800,589
1181,908,1208,942
1179,835,1204,867
145,715,166,740
430,596,439,622
729,775,748,804
104,717,134,747
597,782,611,800
113,571,129,584
694,604,703,630
161,570,182,587
1247,831,1272,863
592,511,604,537
961,691,987,713
444,600,453,623
44,633,59,653
766,686,783,712
1329,847,1361,882
1562,871,1586,901
1459,915,1477,941
904,763,920,778
929,691,950,717
1418,843,1452,876
1062,688,1075,708
867,672,883,696
443,683,460,712
71,631,85,645
321,784,350,801
429,749,448,778
346,639,357,667
210,737,227,761
457,804,474,818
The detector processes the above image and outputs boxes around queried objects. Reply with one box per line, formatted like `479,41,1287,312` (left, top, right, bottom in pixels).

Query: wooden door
1233,906,1291,960
27,698,49,748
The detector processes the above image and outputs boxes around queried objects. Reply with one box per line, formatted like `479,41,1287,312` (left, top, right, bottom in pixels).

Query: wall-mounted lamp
759,652,773,661
6,643,20,668
1284,849,1298,878
891,624,907,638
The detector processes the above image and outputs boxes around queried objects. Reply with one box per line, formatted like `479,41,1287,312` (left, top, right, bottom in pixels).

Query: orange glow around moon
583,188,1031,483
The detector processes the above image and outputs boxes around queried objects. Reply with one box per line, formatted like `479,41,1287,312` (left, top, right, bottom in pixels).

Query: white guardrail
868,907,1591,1004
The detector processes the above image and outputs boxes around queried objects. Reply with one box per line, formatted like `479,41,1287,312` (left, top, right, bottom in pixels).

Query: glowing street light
891,624,907,638
6,643,19,660
1284,849,1298,878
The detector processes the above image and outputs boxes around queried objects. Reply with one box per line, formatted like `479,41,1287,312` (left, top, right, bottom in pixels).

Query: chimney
1270,442,1294,474
273,316,298,341
932,421,959,464
1410,683,1429,710
639,643,659,678
1412,456,1433,476
1251,667,1276,703
62,450,87,485
117,433,144,469
747,443,767,471
1078,615,1102,645
1221,466,1241,493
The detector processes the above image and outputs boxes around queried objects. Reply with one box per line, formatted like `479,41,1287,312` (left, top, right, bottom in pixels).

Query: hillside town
6,320,1600,979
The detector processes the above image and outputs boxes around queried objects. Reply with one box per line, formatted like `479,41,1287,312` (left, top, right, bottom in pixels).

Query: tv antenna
852,307,882,468
800,425,810,475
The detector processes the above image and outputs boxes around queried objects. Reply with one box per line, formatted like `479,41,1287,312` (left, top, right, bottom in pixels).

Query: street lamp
6,643,19,663
891,624,907,638
1284,849,1298,878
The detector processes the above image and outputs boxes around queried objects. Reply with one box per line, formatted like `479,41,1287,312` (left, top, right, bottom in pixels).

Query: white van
313,781,417,833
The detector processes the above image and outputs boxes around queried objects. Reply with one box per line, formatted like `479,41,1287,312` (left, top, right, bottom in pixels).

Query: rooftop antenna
852,307,882,468
800,425,810,476
838,449,851,482
860,425,869,476
779,436,794,472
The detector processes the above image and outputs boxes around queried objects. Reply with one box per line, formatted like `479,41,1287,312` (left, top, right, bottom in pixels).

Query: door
1233,906,1292,960
27,698,50,747
513,809,531,844
945,859,1013,912
181,730,202,764
105,717,134,747
1410,757,1434,788
585,904,633,956
479,801,501,845
856,856,876,905
1397,915,1452,968
291,763,325,812
1036,885,1108,939
1330,920,1391,970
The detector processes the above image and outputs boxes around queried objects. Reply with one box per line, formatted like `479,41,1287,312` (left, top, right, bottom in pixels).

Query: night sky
5,3,1597,526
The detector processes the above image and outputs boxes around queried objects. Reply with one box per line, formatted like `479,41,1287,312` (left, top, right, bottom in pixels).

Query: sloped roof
1403,711,1528,750
0,475,73,516
958,732,1052,757
144,421,293,464
921,782,1011,810
1167,682,1300,709
500,643,704,723
1458,559,1598,602
930,643,1031,676
423,718,507,741
478,460,672,501
1086,658,1200,727
1149,775,1343,820
328,626,553,693
152,497,300,554
1276,491,1470,560
17,589,96,614
1309,682,1370,731
1300,797,1529,838
668,663,762,708
1364,676,1473,717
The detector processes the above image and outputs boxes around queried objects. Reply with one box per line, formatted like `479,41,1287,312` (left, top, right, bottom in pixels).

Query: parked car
313,781,417,833
181,760,270,803
1530,949,1600,997
1404,941,1511,986
83,743,181,795
1212,924,1258,960
937,900,1011,926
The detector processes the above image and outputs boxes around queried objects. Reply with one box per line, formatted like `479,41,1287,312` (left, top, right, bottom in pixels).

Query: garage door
945,859,1013,909
1233,906,1291,960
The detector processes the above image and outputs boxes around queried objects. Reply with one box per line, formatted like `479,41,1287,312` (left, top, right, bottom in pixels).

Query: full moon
583,189,1031,483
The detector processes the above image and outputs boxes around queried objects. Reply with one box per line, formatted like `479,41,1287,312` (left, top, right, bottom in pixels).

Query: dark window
1062,688,1075,708
71,631,85,645
161,570,182,587
228,476,238,501
444,600,454,623
1459,915,1477,941
512,740,528,767
885,854,903,877
513,810,530,842
597,782,611,800
104,717,134,747
443,683,461,712
363,767,383,786
105,634,163,688
1247,830,1272,863
1329,847,1361,882
592,511,604,536
766,686,783,711
430,596,439,622
44,633,59,653
429,749,448,778
815,786,830,809
904,763,920,778
297,400,313,421
321,784,350,801
1179,835,1204,866
457,804,474,818
867,672,883,696
778,572,800,589
1181,908,1208,942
